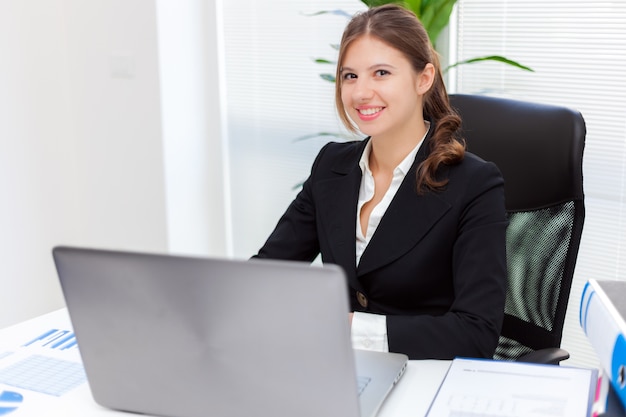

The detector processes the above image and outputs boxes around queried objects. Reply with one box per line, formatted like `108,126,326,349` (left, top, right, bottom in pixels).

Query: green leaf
444,55,535,72
319,73,336,83
427,0,457,46
402,0,422,16
360,0,456,45
419,4,435,31
313,58,336,65
362,0,404,7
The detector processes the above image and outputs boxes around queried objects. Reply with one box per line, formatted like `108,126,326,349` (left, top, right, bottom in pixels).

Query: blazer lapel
316,141,365,284
356,140,452,277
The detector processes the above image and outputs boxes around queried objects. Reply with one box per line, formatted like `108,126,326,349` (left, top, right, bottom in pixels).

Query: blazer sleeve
386,160,508,359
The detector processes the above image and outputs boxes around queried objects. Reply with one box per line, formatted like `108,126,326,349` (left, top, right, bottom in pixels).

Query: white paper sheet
0,310,87,416
426,358,598,417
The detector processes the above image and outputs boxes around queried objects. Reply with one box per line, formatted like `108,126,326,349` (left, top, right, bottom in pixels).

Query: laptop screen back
53,246,361,417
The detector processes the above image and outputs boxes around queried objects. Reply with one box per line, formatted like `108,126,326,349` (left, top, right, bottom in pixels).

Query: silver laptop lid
53,246,362,417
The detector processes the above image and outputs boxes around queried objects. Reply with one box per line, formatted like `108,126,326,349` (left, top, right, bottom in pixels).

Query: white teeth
359,107,382,116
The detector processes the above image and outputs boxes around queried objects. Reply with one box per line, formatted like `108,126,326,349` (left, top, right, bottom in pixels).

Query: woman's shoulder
449,150,504,189
440,150,504,191
457,150,501,173
462,150,487,164
313,139,367,171
319,139,366,156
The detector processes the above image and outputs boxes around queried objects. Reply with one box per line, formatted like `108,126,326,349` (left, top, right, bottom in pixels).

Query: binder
580,279,626,410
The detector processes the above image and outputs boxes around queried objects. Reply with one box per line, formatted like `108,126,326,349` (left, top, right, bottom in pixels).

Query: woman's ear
416,63,436,95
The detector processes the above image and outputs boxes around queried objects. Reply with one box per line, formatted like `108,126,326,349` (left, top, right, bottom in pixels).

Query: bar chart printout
0,329,87,397
23,329,79,351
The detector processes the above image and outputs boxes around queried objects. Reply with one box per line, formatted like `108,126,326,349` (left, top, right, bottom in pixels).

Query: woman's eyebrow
340,63,396,73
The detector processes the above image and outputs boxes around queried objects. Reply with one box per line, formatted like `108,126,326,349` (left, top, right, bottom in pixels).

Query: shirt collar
358,121,431,176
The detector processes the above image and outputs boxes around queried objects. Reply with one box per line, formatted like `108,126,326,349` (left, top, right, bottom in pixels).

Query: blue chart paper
0,355,86,397
23,329,78,351
0,329,86,397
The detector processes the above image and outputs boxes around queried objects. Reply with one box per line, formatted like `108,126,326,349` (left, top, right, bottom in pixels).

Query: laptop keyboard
356,375,371,396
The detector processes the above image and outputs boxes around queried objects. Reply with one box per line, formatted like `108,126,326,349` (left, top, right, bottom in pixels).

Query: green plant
363,0,454,49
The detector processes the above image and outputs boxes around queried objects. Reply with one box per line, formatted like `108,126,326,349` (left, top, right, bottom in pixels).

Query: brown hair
335,4,465,192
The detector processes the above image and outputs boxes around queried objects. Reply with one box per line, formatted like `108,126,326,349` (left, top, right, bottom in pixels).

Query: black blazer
255,133,508,360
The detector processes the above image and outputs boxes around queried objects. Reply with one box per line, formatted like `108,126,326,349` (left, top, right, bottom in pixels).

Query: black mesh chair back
449,94,586,362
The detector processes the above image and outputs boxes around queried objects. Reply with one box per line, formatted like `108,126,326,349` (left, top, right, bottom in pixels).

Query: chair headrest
449,94,586,211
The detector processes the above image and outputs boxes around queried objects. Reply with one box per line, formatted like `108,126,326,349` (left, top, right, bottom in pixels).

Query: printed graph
0,329,86,397
23,329,78,351
0,355,86,397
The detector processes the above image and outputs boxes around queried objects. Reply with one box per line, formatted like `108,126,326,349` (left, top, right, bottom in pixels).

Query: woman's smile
357,106,385,120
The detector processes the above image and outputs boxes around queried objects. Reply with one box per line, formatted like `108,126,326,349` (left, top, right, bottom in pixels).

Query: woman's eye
342,73,357,80
375,69,389,77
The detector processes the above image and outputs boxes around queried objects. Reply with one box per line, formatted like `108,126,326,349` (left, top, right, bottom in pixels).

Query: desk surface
0,309,450,417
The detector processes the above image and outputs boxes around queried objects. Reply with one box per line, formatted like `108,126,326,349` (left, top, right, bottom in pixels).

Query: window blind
453,0,626,368
221,0,365,258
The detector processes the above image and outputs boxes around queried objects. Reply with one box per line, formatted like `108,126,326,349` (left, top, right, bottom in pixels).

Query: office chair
449,94,586,364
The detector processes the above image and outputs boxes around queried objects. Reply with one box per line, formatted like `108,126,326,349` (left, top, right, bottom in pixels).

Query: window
221,0,365,258
453,0,626,368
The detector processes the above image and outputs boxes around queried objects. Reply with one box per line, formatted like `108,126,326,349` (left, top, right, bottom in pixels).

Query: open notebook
52,246,407,417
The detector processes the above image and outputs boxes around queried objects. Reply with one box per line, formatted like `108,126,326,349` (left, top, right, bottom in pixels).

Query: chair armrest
515,348,570,365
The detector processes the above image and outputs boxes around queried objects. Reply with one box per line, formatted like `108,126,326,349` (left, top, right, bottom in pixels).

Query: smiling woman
339,35,431,144
252,4,509,360
335,5,465,194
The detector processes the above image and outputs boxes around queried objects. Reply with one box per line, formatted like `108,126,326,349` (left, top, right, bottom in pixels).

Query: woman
253,4,508,360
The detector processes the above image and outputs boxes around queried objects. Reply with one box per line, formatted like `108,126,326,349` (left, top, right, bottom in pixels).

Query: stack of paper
426,358,597,417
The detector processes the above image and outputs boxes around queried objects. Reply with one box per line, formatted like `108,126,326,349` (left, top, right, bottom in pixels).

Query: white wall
0,0,226,328
61,0,168,252
1,1,79,328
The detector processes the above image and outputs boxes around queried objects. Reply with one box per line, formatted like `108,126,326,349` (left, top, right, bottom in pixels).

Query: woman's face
340,35,433,140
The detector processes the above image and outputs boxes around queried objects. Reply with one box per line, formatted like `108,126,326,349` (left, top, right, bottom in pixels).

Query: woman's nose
353,79,374,102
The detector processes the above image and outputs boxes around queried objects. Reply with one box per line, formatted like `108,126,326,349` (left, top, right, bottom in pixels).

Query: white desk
0,309,450,417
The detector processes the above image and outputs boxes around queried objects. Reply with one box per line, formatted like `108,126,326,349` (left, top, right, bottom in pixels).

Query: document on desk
425,358,598,417
0,310,88,417
0,328,86,396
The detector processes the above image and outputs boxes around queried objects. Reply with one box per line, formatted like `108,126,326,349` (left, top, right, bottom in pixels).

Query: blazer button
356,291,368,308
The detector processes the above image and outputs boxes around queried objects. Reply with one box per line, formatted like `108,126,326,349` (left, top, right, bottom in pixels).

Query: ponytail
417,45,465,193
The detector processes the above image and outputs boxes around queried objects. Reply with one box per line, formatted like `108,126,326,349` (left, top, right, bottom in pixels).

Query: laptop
52,246,408,417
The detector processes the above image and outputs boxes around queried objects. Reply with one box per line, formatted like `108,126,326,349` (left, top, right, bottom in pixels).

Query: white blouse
351,124,429,352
